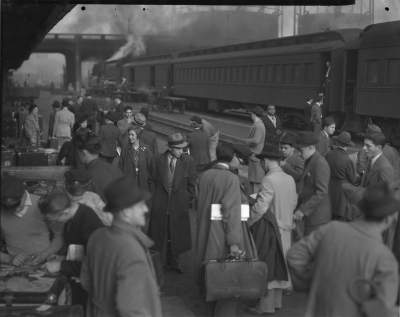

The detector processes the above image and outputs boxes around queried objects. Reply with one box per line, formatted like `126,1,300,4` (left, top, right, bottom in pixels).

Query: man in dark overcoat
148,133,196,272
316,116,335,156
188,116,211,171
98,112,121,164
294,132,331,236
280,132,304,192
325,131,358,221
261,104,282,146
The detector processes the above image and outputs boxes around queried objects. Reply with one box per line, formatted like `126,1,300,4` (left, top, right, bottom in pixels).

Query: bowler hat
190,115,202,125
65,168,91,185
358,182,400,220
167,132,188,148
104,176,151,213
256,144,284,160
1,174,25,201
280,132,296,146
296,131,319,147
250,106,264,117
132,113,146,127
332,131,354,147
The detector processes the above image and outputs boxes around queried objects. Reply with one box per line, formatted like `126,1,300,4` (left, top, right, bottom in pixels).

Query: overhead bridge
35,33,126,90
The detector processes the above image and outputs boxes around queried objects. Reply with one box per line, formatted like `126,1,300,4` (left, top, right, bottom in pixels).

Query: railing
44,33,125,41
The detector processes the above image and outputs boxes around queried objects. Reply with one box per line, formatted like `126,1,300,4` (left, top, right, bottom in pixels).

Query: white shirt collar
15,191,32,218
371,152,382,167
216,162,230,169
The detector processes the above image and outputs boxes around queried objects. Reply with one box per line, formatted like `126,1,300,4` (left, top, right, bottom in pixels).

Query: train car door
343,50,358,112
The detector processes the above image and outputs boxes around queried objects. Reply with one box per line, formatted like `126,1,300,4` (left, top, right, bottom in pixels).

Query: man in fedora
261,104,282,147
325,131,358,221
310,98,323,133
287,181,399,317
133,112,158,155
248,144,297,315
148,132,196,272
98,111,121,164
280,132,304,191
294,131,331,236
243,106,266,193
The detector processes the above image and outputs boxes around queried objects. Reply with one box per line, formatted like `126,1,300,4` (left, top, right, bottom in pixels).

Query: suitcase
1,150,15,167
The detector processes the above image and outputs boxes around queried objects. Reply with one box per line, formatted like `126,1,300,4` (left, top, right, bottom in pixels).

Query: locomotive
90,21,400,139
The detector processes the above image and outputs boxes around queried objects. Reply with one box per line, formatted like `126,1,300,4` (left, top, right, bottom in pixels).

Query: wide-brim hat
132,113,146,127
296,131,320,147
365,124,382,135
104,176,151,213
167,132,188,148
256,144,284,160
190,115,202,125
332,131,354,147
358,182,400,219
280,132,296,146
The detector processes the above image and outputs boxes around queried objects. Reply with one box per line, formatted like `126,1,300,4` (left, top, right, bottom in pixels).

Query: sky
12,2,400,87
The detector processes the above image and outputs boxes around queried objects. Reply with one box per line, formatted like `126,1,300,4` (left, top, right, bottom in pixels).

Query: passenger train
90,21,400,138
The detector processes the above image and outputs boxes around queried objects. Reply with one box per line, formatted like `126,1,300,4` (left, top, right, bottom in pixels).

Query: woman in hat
118,125,153,193
81,176,162,317
325,131,358,221
64,169,113,226
148,132,196,271
39,190,104,306
287,182,399,317
98,111,121,164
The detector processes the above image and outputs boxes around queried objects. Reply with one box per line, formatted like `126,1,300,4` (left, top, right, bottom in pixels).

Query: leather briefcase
204,258,268,302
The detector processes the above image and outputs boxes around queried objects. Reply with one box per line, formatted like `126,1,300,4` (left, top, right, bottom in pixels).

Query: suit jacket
99,123,121,158
362,153,395,187
298,151,331,227
383,144,400,179
325,147,357,219
262,114,281,145
53,108,75,138
316,130,331,156
310,104,322,125
187,129,210,167
140,128,158,156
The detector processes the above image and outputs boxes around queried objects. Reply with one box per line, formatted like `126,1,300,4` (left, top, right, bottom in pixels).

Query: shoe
246,306,275,315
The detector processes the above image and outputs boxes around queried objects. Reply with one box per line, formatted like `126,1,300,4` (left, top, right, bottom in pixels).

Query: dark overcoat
118,144,153,192
98,123,121,158
250,210,288,283
148,152,196,256
325,147,357,220
316,131,331,156
187,129,211,168
298,151,331,231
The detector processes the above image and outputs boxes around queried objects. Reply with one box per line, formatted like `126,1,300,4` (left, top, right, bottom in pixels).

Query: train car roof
176,29,361,59
360,21,400,49
124,54,173,67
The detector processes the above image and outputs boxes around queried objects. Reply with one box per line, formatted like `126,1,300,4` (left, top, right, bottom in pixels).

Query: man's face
124,109,133,119
363,139,381,159
170,147,184,158
123,201,149,227
280,144,294,159
299,145,314,160
325,124,336,136
267,106,276,116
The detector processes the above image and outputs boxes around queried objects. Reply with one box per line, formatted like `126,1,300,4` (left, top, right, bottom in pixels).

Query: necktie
169,157,175,175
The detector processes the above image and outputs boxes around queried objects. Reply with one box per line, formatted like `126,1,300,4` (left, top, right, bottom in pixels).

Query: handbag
204,256,268,302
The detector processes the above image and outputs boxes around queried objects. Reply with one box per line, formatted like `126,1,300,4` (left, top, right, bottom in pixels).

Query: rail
44,33,125,41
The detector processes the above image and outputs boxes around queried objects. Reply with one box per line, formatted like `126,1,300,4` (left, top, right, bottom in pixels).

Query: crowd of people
1,95,400,317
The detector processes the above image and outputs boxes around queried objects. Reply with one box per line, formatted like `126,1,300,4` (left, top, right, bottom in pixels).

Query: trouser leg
257,289,276,313
274,289,283,309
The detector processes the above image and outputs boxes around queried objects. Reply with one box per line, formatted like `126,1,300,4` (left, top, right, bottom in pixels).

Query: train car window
304,63,314,83
366,60,379,84
263,65,269,82
386,59,400,85
275,65,283,83
294,64,302,82
255,65,262,82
